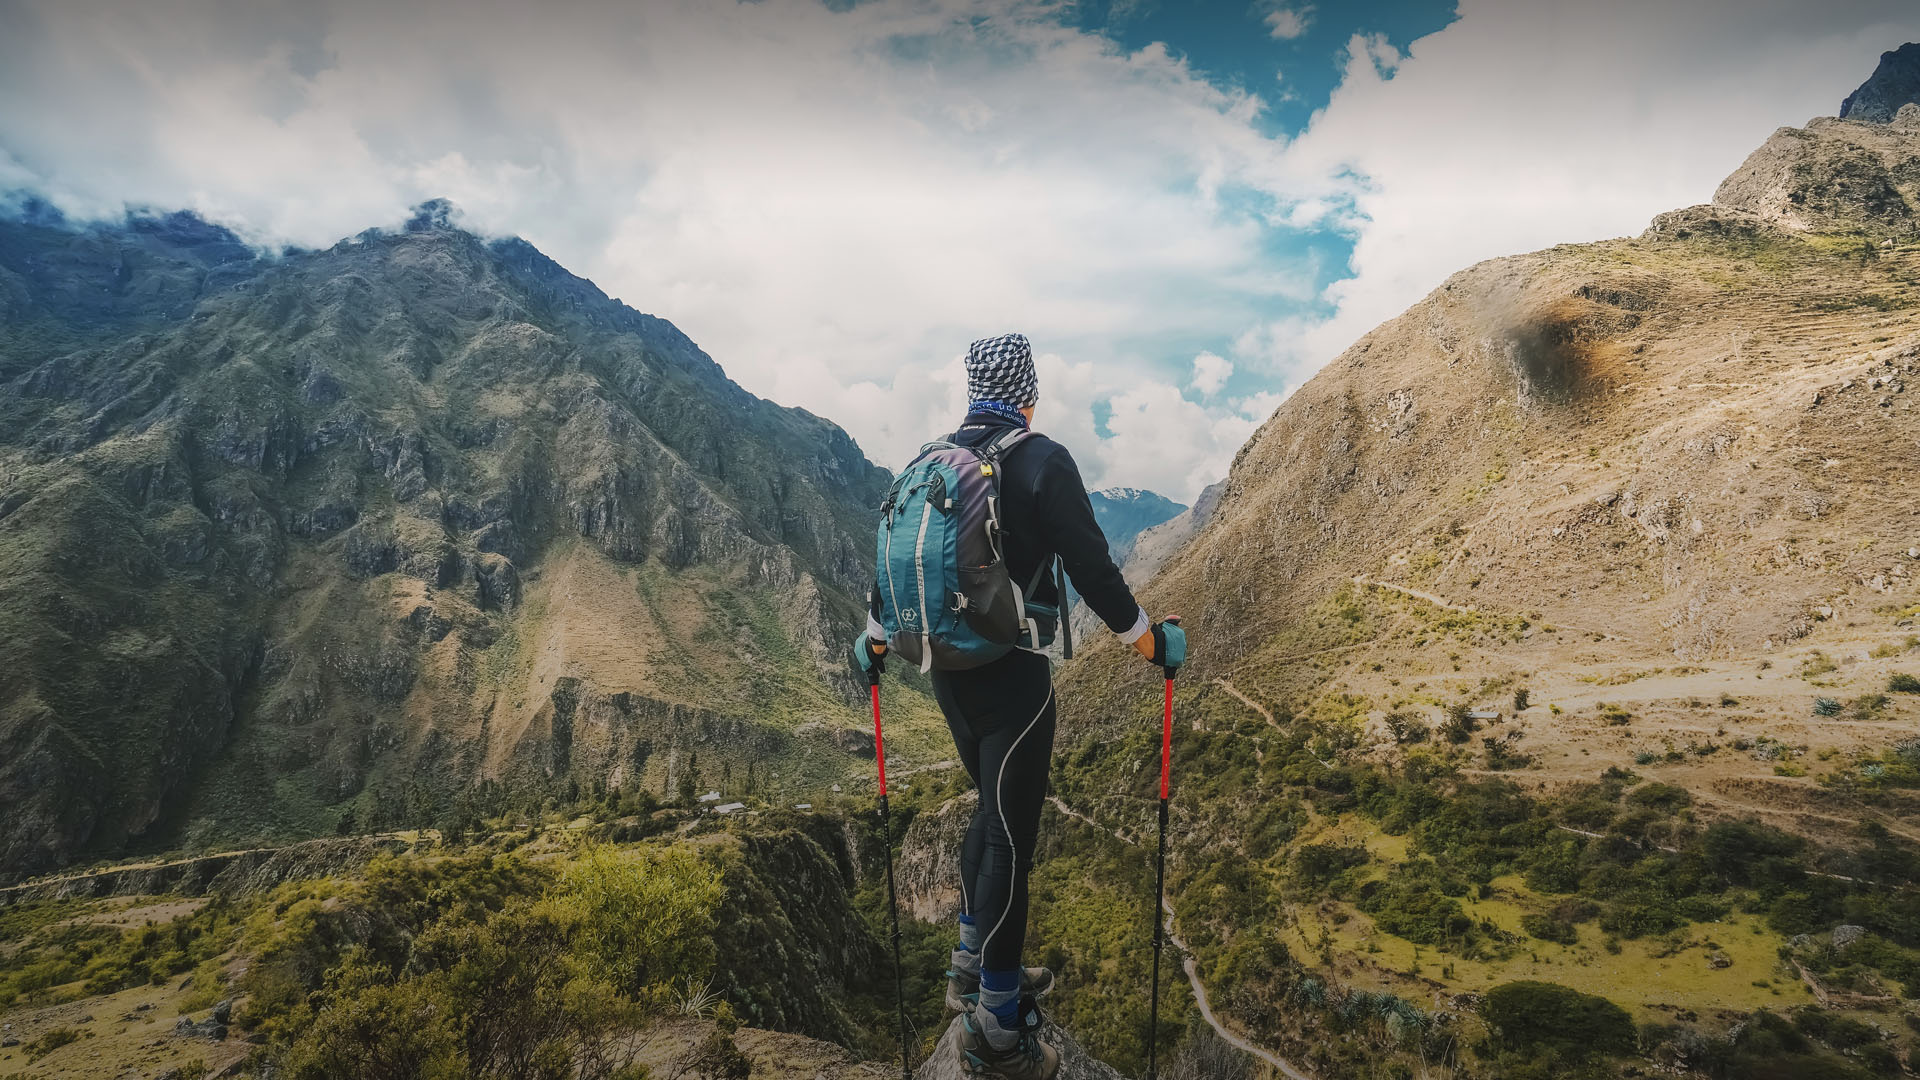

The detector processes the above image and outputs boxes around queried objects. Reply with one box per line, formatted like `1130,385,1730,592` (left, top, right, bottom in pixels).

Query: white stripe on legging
980,684,1055,966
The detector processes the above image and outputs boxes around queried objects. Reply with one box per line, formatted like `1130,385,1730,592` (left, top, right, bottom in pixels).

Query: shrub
556,844,722,996
26,1026,83,1059
1440,704,1478,744
1626,782,1692,812
1513,688,1531,712
1481,980,1634,1060
286,963,462,1080
1383,711,1428,744
1813,697,1843,716
1291,842,1370,890
1520,913,1578,944
1889,673,1920,694
1703,820,1805,885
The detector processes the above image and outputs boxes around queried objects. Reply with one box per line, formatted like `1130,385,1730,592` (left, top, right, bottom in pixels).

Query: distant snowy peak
1084,487,1186,569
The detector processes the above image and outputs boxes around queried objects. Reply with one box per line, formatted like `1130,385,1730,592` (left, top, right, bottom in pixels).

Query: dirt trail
1158,895,1315,1080
1046,796,1315,1080
1350,575,1476,615
1693,787,1920,847
1216,679,1278,728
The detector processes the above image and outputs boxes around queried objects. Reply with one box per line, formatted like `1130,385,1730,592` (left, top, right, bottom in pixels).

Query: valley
5,48,1920,1080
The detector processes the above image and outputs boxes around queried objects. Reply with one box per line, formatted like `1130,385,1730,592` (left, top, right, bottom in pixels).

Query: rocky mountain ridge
0,200,936,880
1841,41,1920,123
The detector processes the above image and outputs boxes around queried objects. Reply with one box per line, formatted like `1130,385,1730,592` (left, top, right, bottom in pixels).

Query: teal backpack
873,429,1070,672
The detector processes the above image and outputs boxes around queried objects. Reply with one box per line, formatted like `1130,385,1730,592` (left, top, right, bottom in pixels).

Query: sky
1,0,1917,500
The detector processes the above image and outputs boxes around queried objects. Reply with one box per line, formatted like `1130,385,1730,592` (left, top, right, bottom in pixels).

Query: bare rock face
897,792,976,923
914,1015,1124,1080
1712,117,1919,235
1841,42,1920,123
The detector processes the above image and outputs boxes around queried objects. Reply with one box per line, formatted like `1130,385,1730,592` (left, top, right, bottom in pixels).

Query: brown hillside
1059,110,1920,848
1149,111,1918,672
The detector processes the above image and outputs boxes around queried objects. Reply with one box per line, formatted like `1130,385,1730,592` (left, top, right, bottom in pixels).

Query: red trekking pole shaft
871,679,911,1079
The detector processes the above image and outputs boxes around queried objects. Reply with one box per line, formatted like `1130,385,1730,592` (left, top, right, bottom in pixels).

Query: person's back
853,333,1186,1080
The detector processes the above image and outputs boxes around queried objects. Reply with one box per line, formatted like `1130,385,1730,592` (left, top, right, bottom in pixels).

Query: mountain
1116,478,1223,587
0,199,942,881
1841,41,1920,122
1085,486,1186,568
1130,98,1919,679
1046,61,1920,1079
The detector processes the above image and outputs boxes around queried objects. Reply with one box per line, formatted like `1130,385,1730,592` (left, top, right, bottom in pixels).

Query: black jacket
938,411,1145,638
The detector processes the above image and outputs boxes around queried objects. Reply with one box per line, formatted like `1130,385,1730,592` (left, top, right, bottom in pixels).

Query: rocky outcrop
897,792,976,923
1841,42,1920,123
712,822,886,1046
1712,116,1919,235
915,1015,1124,1080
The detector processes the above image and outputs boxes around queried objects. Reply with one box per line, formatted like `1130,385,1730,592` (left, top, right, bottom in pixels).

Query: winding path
1046,796,1315,1080
1350,575,1477,615
1216,679,1279,730
1157,895,1315,1080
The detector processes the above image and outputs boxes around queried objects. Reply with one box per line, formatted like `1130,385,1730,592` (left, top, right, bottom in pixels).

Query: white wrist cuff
1117,607,1150,645
866,613,886,641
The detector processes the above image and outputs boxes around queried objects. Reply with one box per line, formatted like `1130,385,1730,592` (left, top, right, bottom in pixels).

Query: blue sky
2,0,1916,498
1065,0,1458,136
1055,0,1460,441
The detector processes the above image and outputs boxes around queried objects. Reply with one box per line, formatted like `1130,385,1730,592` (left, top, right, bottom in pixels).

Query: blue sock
957,913,980,953
979,968,1020,1023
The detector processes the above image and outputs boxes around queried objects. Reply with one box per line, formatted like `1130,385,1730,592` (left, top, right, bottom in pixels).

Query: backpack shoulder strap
979,427,1032,462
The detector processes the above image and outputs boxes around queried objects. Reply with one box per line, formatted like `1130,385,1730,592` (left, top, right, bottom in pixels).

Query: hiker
853,333,1186,1080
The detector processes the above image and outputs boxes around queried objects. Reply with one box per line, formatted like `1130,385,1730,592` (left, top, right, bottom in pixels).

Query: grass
1280,882,1791,1018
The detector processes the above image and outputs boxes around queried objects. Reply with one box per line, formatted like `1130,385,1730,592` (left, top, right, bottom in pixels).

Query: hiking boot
945,949,1055,1012
959,996,1059,1080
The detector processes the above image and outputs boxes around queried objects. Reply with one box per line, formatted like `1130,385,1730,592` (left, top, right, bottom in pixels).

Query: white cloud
1191,350,1232,395
4,0,1917,506
1263,5,1315,41
1251,0,1920,377
0,0,1306,500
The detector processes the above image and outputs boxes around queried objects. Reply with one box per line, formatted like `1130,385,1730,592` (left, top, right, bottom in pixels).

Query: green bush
1625,782,1692,812
1889,673,1920,694
1481,980,1634,1060
1519,913,1577,944
26,1026,83,1060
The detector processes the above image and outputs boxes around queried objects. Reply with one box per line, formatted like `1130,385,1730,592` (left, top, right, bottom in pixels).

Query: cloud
1261,5,1315,41
1247,0,1920,377
0,0,1306,500
1191,350,1232,395
4,0,1918,506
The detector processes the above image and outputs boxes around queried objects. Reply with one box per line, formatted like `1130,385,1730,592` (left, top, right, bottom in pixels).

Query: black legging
932,648,1057,975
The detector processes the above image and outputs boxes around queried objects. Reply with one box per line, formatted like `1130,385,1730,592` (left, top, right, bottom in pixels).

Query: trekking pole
870,674,914,1080
1147,649,1177,1080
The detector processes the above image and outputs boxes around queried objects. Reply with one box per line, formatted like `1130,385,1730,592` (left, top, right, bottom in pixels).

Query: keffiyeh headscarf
965,333,1039,413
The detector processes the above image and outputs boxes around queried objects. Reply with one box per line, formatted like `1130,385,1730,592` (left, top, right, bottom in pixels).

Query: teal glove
1148,617,1185,677
851,633,886,685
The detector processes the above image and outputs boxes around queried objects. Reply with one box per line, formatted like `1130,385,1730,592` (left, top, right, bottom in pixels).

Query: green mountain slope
0,200,940,881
